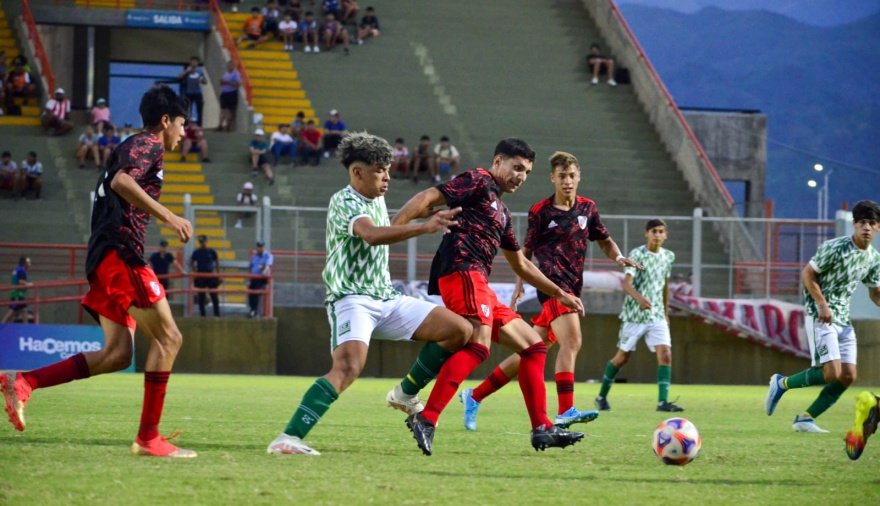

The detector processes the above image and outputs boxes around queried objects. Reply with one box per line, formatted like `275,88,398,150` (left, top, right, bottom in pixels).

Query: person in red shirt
299,120,323,166
236,7,267,47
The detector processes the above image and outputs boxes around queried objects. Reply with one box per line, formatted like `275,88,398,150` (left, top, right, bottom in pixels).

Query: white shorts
326,294,437,350
805,316,856,367
617,321,671,353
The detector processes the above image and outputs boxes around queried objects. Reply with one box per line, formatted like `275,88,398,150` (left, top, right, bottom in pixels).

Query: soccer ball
652,417,701,465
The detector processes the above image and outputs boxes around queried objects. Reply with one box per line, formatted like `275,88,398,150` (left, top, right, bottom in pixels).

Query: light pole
813,163,833,220
807,179,820,220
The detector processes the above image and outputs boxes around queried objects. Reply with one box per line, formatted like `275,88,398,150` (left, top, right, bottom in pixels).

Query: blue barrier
0,324,134,372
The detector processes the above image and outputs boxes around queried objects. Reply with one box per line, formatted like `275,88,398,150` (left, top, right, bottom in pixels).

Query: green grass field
1,374,878,505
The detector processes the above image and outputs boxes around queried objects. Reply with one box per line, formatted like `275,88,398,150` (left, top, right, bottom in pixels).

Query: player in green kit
266,132,471,455
764,200,880,442
594,218,684,412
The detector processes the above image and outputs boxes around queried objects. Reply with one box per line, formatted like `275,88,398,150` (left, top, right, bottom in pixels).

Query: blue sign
0,324,134,372
125,10,211,31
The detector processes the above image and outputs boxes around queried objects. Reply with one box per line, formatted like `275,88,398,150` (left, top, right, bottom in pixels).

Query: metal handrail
21,0,56,95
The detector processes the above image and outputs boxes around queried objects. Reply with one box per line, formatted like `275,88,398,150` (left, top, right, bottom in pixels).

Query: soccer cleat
459,388,480,431
405,413,435,456
594,396,611,411
131,434,198,458
657,401,685,412
1,372,32,431
844,391,879,460
554,406,599,428
764,373,787,416
386,385,424,415
266,433,321,456
530,424,584,451
792,414,829,433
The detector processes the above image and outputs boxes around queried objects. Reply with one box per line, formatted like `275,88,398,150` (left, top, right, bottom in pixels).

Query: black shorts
194,276,220,289
220,90,238,110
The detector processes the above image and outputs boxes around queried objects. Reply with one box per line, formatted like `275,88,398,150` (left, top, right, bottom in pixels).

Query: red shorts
530,295,578,344
82,250,165,329
438,271,521,340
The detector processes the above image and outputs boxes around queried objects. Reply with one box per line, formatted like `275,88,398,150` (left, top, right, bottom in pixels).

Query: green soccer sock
400,342,455,396
657,365,672,403
805,381,847,419
598,361,620,399
784,367,825,390
284,377,339,439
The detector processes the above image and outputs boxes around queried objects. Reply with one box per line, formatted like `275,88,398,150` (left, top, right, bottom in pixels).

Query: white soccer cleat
386,385,424,415
267,433,320,455
792,415,829,433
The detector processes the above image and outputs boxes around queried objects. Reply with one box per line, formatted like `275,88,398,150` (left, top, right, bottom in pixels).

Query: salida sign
125,10,210,31
0,324,135,371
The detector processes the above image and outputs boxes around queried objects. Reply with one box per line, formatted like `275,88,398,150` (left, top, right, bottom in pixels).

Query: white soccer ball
652,417,701,465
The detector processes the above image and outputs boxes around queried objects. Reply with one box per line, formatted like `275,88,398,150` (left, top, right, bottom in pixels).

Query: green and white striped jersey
619,245,675,323
805,236,880,326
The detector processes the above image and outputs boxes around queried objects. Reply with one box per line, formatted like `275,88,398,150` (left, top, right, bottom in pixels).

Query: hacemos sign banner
0,324,134,372
125,10,210,31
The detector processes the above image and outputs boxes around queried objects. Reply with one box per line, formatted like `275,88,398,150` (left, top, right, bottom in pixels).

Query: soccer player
266,132,471,456
1,86,197,458
765,200,880,437
392,138,587,456
594,218,684,412
458,151,639,431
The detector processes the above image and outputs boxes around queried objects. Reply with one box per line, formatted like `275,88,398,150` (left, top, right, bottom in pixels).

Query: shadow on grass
0,435,263,452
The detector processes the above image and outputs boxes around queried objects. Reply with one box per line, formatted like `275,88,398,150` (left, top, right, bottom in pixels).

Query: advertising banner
0,324,135,372
125,10,211,31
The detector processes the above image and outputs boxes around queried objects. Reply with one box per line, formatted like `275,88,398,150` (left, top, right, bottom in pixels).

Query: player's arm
110,171,192,243
622,273,651,310
391,187,448,226
596,237,642,269
510,247,532,311
353,207,461,246
801,264,831,323
503,248,584,315
172,257,185,273
868,286,880,307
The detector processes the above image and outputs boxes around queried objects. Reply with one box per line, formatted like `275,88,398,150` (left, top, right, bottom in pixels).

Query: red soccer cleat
131,433,198,458
1,372,32,431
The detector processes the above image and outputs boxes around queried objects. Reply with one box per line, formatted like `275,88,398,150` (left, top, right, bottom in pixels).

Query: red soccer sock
518,342,552,429
555,371,575,415
421,343,490,425
472,366,513,403
21,352,91,390
137,371,171,442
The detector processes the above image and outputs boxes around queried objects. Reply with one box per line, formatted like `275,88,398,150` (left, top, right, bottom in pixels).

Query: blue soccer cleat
764,373,787,416
459,388,480,431
554,406,599,428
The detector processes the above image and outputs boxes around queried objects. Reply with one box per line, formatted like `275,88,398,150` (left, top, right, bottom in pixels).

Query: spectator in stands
0,49,7,82
341,0,359,24
290,110,306,139
279,12,298,51
4,62,36,108
357,6,380,44
262,0,283,40
247,241,274,318
76,126,101,169
181,123,211,163
0,151,18,195
321,12,350,55
409,134,435,183
41,88,73,137
298,11,320,53
149,240,183,295
90,97,113,133
321,0,341,20
270,123,296,166
322,109,347,158
2,257,33,324
178,57,207,126
18,151,42,200
190,235,221,317
235,181,258,228
391,137,409,179
237,7,267,48
299,120,322,166
119,122,136,142
587,43,617,86
433,135,461,181
98,125,121,168
249,129,275,184
219,60,241,132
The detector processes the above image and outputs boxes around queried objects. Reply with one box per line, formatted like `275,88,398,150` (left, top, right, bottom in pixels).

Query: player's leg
766,315,826,415
792,324,852,432
596,323,639,410
845,390,880,460
648,322,682,412
549,313,599,426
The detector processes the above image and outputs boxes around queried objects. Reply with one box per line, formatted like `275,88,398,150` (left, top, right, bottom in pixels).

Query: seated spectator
299,120,322,166
279,12,298,51
321,0,341,20
98,126,121,167
262,0,282,40
298,11,320,53
391,137,409,179
322,109,347,157
290,110,306,139
18,151,42,200
357,6,380,44
341,0,359,24
433,135,461,181
119,123,136,142
41,88,73,136
181,123,211,163
587,43,617,86
321,13,350,54
0,49,7,82
409,134,436,183
90,97,113,133
249,129,275,184
237,7,267,48
219,61,241,132
270,123,296,166
76,127,101,169
4,63,36,107
235,181,258,228
0,151,19,194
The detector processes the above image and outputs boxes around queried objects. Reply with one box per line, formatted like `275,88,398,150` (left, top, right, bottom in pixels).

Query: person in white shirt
235,181,258,228
18,151,43,199
76,126,101,169
41,88,73,137
279,13,298,51
270,123,296,166
433,135,460,181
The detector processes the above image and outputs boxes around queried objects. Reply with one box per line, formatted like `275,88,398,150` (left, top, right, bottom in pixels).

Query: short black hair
1,151,10,158
296,111,305,118
645,218,667,230
27,151,37,159
18,256,28,266
590,43,600,50
338,132,393,169
852,200,880,222
394,137,404,144
305,10,313,16
420,134,430,141
440,136,450,142
494,138,535,163
159,239,169,247
140,85,189,130
251,6,260,12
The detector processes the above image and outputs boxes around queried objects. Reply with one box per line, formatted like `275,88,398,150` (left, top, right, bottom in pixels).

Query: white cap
329,109,339,116
254,128,265,136
243,182,254,190
55,88,65,95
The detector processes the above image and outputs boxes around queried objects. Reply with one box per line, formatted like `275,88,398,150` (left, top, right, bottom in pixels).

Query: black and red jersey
428,169,519,294
86,132,165,276
524,195,609,303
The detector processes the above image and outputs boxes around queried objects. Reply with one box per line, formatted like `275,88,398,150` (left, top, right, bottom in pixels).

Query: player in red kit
391,138,586,455
1,86,197,458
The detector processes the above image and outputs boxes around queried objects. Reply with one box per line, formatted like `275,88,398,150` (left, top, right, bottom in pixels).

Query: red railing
21,0,56,95
209,0,252,104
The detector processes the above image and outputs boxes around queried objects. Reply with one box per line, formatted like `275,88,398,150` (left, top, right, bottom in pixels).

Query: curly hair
337,131,393,169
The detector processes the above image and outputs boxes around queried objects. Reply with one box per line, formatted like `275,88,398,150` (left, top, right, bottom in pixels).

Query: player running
765,200,880,436
1,86,197,457
458,151,638,431
594,218,684,413
391,138,586,456
266,132,471,456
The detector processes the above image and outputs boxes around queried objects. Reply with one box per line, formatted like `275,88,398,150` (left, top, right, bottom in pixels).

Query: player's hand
164,214,193,243
618,256,643,270
638,297,653,310
424,207,461,234
817,303,832,324
556,289,585,316
510,278,525,312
